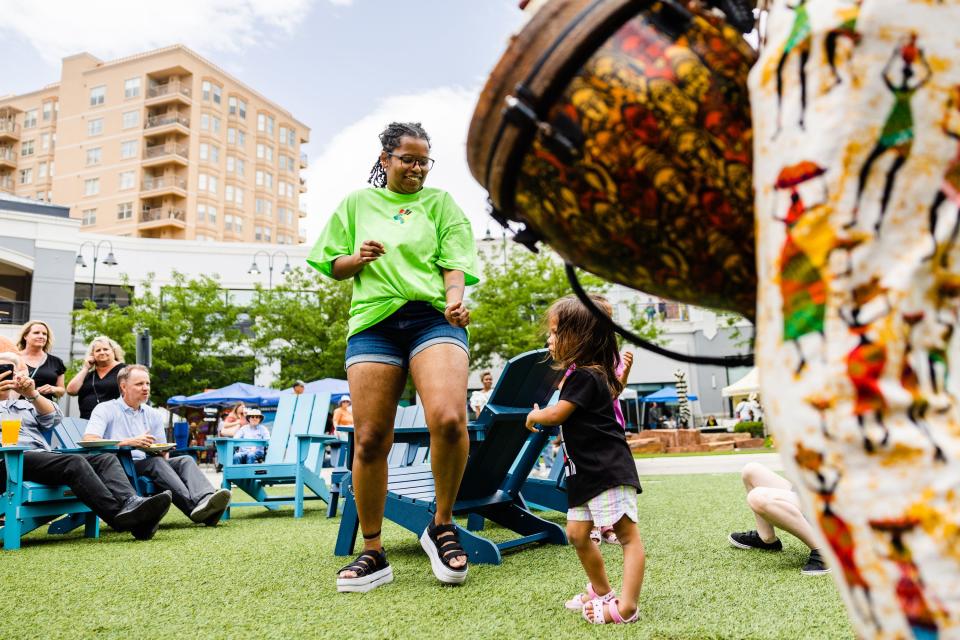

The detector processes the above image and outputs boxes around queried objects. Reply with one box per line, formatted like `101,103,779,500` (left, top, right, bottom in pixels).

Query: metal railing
0,147,16,162
144,113,190,130
0,300,30,325
0,120,19,135
140,207,185,223
146,81,192,99
0,176,14,190
141,176,187,191
143,143,189,160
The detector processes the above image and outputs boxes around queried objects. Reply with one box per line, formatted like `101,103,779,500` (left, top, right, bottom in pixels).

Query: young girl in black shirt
525,295,644,625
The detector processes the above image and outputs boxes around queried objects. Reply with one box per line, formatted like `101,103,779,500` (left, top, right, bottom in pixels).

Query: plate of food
141,443,175,453
78,440,121,448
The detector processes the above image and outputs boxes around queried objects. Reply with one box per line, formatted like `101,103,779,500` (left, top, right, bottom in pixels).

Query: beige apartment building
0,45,309,243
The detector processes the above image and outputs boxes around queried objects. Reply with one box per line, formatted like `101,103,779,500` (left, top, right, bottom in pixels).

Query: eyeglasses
386,152,435,170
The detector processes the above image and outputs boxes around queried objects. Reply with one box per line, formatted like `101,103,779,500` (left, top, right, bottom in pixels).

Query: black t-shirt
78,362,125,419
560,368,641,507
26,353,66,401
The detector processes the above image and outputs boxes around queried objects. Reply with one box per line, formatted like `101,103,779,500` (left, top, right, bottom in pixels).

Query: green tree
627,300,666,345
468,249,609,368
248,267,353,388
72,272,252,402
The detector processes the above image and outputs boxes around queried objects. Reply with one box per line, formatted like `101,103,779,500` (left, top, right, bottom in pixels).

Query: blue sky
0,0,530,237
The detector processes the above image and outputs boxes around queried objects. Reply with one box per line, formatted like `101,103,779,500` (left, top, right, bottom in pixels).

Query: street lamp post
75,240,119,303
247,250,292,289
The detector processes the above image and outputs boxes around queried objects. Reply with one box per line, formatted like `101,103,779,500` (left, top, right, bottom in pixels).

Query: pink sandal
582,598,640,624
600,527,620,545
564,582,616,611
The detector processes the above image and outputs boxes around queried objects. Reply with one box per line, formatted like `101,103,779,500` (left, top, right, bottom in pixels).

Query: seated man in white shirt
83,365,231,526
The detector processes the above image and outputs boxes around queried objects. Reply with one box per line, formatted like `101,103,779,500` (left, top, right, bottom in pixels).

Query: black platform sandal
419,520,468,585
337,539,393,593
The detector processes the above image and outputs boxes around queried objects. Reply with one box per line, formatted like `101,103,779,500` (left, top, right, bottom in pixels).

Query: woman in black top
66,336,126,419
525,295,644,625
18,320,66,401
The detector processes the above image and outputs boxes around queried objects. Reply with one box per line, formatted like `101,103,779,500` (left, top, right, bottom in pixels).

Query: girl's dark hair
546,294,623,397
367,121,431,187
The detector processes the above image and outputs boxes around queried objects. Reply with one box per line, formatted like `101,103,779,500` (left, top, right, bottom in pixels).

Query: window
124,77,141,99
119,170,135,190
238,99,247,119
257,113,265,132
256,198,273,216
49,162,54,177
235,187,243,205
202,81,221,104
84,178,99,196
38,162,47,179
89,85,106,107
227,127,235,143
256,170,264,186
235,216,243,233
19,168,32,184
120,140,137,159
264,226,271,242
226,156,235,172
209,175,218,195
198,203,207,222
199,173,208,192
199,143,209,161
255,225,262,241
225,185,234,202
86,147,102,165
210,145,220,164
287,129,296,147
42,101,53,122
237,130,245,146
225,214,234,232
212,85,222,104
229,96,247,118
212,116,221,134
201,114,210,131
20,139,34,156
122,110,138,129
23,110,37,129
82,208,97,226
198,203,218,224
236,158,245,176
202,81,211,101
40,133,50,151
279,126,287,143
117,202,133,220
207,205,217,223
88,118,103,136
278,155,287,171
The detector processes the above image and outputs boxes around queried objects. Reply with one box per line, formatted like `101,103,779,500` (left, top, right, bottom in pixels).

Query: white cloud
0,0,326,66
301,85,497,243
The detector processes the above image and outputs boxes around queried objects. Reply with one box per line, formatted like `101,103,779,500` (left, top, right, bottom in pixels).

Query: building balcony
298,202,307,218
142,143,189,168
139,206,186,231
0,147,16,170
0,120,19,142
298,231,306,244
0,299,30,325
299,152,307,168
299,177,307,193
141,175,187,198
143,113,190,137
0,175,14,192
145,81,192,107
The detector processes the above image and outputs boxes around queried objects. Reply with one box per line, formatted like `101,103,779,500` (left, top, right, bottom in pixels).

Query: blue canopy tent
286,378,350,404
167,382,284,408
642,385,698,403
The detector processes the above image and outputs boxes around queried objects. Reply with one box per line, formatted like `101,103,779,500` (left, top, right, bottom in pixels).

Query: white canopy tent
722,367,759,398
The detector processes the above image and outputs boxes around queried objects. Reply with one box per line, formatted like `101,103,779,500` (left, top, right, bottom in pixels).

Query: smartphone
0,363,14,380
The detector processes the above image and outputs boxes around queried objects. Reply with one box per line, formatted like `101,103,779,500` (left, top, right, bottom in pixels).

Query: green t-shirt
306,186,480,337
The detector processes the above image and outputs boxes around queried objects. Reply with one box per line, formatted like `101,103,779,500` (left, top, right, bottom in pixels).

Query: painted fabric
751,1,960,637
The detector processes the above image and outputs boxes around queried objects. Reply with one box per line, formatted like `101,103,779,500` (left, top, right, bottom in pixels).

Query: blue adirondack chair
519,442,568,513
213,393,336,519
334,349,568,565
326,403,431,518
1,417,103,550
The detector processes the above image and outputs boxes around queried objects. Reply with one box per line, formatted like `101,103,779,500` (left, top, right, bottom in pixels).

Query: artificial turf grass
0,473,853,640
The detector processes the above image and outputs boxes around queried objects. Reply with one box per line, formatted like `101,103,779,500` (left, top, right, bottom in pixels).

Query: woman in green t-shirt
308,122,480,592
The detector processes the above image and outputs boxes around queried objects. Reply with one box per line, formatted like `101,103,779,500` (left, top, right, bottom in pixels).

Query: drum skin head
468,0,758,318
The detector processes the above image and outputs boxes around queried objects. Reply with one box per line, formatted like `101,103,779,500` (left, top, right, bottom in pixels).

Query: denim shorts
344,301,468,370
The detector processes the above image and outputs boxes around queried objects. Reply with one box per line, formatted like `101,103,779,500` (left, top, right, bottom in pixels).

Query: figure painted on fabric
928,86,960,265
824,0,862,89
773,0,813,134
849,33,932,234
774,162,832,374
900,311,947,462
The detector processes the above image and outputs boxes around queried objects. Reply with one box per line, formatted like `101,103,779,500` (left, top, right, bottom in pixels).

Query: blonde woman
66,336,126,419
218,402,248,437
17,320,65,401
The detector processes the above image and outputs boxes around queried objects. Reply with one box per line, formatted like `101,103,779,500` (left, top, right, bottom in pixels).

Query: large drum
468,0,757,318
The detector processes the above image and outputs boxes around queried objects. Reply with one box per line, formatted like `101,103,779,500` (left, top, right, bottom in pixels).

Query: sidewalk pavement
635,452,782,476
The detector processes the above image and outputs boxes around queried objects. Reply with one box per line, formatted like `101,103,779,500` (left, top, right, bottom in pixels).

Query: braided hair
367,121,432,187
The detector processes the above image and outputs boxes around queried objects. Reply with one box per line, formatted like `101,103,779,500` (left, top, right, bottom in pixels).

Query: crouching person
0,353,171,540
83,365,231,526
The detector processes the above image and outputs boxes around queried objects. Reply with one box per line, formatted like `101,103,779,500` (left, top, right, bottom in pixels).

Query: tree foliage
467,249,609,368
248,267,353,388
72,273,252,401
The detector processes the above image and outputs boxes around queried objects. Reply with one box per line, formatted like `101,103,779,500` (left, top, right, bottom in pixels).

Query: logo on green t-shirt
393,208,414,223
